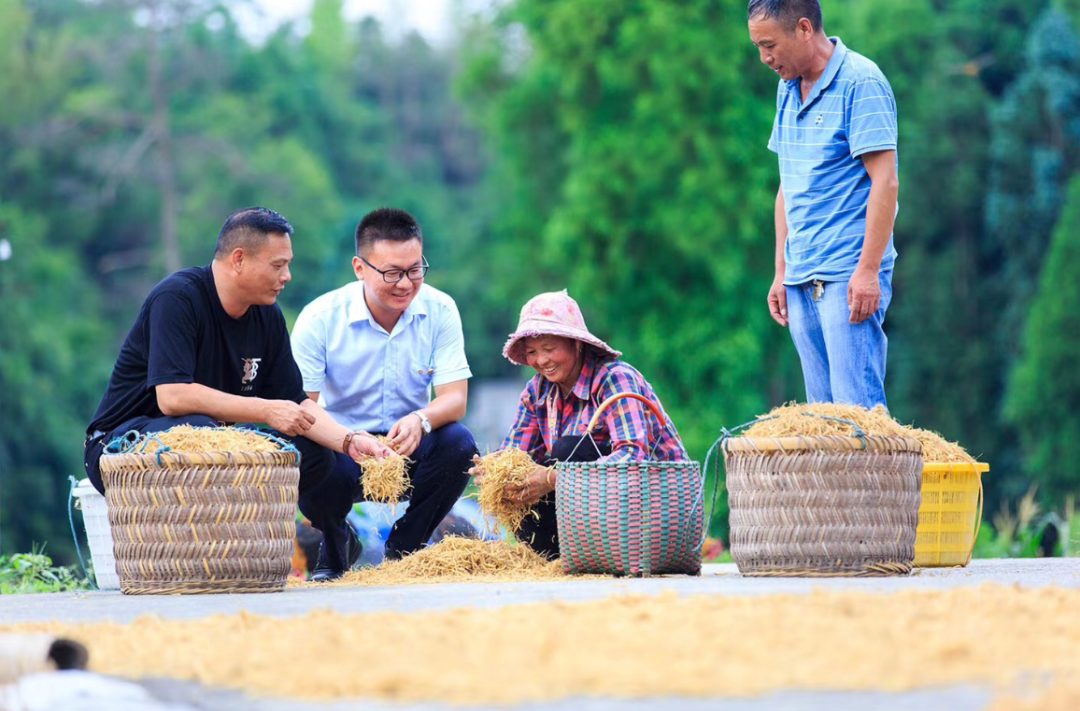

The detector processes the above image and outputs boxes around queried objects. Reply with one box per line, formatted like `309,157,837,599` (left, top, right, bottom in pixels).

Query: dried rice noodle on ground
474,448,538,533
10,585,1080,704
989,678,1080,711
742,402,977,463
299,537,565,587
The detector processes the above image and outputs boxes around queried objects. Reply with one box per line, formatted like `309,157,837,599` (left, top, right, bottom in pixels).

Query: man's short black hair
215,207,293,257
354,207,423,256
748,0,823,33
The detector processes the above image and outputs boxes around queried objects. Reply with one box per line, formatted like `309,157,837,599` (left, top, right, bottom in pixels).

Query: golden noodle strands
474,448,538,533
306,537,564,587
357,436,410,505
742,403,977,463
989,678,1080,711
138,425,283,453
10,586,1080,704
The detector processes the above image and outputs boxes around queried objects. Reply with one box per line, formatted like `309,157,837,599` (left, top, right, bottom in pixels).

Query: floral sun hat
501,289,622,366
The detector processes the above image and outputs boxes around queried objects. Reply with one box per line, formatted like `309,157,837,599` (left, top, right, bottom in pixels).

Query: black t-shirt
87,265,306,436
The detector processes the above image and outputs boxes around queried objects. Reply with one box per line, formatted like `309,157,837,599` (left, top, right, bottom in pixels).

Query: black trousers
299,422,477,570
516,435,611,559
83,413,335,520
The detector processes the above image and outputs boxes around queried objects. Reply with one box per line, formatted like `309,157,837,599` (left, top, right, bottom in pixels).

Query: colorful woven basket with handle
555,392,704,577
723,416,923,577
99,431,300,595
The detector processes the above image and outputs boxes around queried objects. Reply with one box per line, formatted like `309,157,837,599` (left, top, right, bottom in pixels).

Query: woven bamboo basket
556,393,704,577
100,448,299,594
724,433,923,577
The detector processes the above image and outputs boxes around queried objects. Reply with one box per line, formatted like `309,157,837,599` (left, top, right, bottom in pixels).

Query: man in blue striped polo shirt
748,0,900,409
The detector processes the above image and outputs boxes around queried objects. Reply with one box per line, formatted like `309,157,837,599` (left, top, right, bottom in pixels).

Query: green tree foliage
829,0,1065,506
828,0,1042,492
0,0,492,558
942,0,1051,97
471,0,794,428
2,0,1076,555
0,1,115,560
1006,175,1080,498
0,201,113,561
463,0,1079,532
462,0,811,535
986,8,1080,341
982,8,1080,494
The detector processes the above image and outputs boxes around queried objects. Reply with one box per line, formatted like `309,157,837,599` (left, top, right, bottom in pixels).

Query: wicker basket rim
554,459,700,470
923,461,989,472
99,449,299,470
724,434,921,454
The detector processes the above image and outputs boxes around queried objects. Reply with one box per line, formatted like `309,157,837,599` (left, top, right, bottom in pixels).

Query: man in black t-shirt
85,207,390,574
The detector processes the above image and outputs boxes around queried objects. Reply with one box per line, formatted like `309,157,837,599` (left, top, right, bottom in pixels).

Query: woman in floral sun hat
471,289,688,559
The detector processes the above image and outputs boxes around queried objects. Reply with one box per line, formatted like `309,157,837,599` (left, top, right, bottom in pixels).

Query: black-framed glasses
360,255,429,283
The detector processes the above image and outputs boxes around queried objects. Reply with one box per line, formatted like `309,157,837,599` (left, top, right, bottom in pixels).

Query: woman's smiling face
523,335,581,388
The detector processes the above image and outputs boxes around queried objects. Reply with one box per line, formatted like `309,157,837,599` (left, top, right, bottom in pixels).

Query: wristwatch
412,410,432,435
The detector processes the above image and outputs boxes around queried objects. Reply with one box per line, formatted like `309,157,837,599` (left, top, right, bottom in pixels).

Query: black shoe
310,525,362,583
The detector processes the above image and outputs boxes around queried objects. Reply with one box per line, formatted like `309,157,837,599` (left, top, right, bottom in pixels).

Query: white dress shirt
291,281,472,432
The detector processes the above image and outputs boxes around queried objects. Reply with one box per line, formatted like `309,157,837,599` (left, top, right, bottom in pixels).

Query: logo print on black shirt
242,358,263,385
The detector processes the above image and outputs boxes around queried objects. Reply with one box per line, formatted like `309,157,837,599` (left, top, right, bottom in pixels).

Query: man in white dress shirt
292,208,477,581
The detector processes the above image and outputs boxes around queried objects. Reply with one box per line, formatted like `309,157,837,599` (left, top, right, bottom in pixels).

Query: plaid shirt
501,351,689,464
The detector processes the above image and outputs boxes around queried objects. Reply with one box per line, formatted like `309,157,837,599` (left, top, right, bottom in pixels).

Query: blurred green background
3,0,1080,563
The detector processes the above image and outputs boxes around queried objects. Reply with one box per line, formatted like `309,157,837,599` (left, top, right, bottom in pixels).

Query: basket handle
699,434,733,550
584,392,667,435
565,392,669,463
964,468,984,566
67,476,98,591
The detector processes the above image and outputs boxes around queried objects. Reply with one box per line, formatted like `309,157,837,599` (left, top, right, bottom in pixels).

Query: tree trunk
147,9,180,275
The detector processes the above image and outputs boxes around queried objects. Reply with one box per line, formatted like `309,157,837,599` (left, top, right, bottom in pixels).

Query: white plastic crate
71,479,119,590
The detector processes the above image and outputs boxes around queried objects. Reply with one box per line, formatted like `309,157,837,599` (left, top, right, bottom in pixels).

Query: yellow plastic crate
914,462,990,567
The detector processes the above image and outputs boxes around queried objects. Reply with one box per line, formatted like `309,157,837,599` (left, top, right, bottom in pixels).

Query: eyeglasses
360,256,429,284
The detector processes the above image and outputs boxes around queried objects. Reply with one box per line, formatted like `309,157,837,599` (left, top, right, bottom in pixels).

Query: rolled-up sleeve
431,300,472,387
290,303,328,393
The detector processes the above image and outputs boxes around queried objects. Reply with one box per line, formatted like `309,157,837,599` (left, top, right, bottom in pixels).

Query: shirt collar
346,281,372,325
535,348,599,403
347,282,429,326
570,349,598,401
788,37,847,107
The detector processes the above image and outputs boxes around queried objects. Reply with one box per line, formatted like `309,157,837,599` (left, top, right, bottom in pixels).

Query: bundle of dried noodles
474,448,539,533
357,436,410,505
742,402,977,463
138,425,282,453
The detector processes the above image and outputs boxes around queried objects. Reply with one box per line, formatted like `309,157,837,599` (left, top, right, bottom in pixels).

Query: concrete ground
2,559,1076,710
6,558,1079,625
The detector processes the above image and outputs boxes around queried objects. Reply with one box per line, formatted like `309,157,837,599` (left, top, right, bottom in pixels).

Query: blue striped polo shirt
768,37,898,285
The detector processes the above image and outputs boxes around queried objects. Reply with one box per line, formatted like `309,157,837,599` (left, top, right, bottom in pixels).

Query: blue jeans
786,270,893,409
